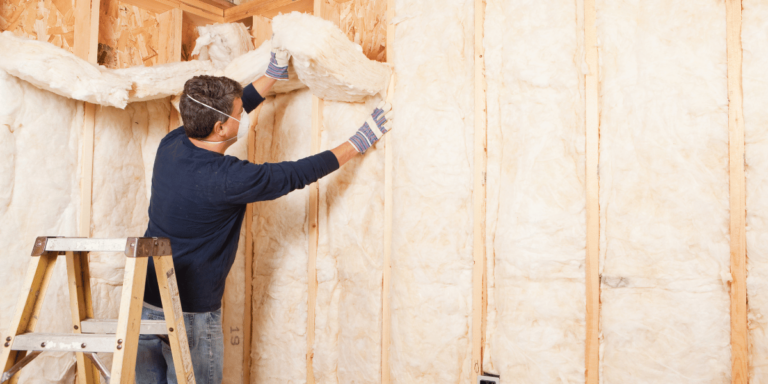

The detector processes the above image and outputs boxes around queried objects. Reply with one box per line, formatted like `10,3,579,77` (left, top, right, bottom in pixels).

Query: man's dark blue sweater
143,84,339,312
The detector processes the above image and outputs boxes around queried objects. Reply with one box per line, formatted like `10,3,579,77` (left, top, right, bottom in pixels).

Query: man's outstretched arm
226,102,394,204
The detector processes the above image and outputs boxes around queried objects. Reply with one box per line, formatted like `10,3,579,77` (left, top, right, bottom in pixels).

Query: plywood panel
180,12,198,61
0,0,77,52
316,0,385,62
97,0,161,68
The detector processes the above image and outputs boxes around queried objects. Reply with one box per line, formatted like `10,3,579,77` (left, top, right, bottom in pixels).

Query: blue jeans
135,304,224,384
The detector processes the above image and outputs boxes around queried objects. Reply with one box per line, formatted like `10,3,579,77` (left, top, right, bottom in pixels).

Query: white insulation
0,31,131,108
0,69,82,384
314,96,385,383
389,0,474,382
272,12,391,102
249,89,312,383
482,0,586,381
597,0,731,382
744,0,768,381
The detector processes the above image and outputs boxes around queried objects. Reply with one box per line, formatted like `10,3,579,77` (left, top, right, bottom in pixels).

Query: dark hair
180,75,243,139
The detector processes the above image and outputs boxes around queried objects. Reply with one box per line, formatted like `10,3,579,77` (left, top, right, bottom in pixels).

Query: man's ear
213,120,223,135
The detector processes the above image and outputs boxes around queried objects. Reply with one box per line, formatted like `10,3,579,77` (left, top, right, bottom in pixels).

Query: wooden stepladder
0,237,196,384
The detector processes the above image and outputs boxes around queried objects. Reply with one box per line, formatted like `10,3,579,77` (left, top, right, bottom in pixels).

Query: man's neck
189,137,230,155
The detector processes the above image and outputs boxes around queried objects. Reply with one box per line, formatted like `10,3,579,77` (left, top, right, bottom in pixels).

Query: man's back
143,126,246,313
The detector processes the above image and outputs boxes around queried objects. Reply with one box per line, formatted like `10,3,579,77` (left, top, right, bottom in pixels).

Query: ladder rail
1,236,194,384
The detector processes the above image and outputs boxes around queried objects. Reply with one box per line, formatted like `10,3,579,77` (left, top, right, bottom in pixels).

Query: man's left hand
266,47,291,80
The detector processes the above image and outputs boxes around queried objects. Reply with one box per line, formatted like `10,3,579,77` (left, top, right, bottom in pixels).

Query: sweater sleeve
242,83,265,114
225,150,340,204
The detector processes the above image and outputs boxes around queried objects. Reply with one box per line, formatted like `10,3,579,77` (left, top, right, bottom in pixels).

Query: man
135,46,393,384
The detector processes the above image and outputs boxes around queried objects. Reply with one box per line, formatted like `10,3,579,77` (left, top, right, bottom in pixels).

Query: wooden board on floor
584,0,600,382
470,0,487,381
727,0,748,383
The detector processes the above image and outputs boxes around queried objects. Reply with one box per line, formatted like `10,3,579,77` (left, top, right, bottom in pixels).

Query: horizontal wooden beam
120,0,224,22
225,0,312,23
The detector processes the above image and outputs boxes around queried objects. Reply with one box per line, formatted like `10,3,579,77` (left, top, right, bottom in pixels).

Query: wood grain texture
157,7,182,63
66,251,98,384
97,1,161,68
225,0,311,22
727,0,748,383
154,256,196,384
109,257,148,384
471,0,487,381
584,0,600,381
307,94,323,384
313,0,386,61
0,252,57,384
0,0,78,51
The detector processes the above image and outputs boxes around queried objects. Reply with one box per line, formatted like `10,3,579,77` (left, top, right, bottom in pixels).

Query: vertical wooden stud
307,94,322,384
584,0,600,382
727,0,748,383
157,8,183,64
471,0,487,381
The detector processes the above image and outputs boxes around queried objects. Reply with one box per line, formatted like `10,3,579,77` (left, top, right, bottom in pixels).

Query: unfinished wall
597,0,731,382
0,0,76,51
388,0,474,382
249,89,312,383
744,0,768,381
481,0,586,381
313,96,385,383
0,69,82,384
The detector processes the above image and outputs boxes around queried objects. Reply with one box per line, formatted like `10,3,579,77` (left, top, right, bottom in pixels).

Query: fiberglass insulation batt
481,0,586,381
389,0,475,382
314,96,385,384
744,0,768,381
0,70,82,384
597,0,731,382
250,89,312,383
86,99,172,372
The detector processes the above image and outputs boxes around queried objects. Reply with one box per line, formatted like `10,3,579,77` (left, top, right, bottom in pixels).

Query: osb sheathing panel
181,13,198,61
97,0,160,68
317,0,386,62
0,0,76,52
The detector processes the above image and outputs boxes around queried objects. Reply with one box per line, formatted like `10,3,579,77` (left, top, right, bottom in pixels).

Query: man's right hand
348,102,394,154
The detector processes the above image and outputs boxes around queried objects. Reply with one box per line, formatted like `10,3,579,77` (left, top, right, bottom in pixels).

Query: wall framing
3,0,756,382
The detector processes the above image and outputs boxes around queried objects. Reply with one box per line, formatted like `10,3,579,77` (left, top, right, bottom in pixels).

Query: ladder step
81,319,168,335
11,333,117,353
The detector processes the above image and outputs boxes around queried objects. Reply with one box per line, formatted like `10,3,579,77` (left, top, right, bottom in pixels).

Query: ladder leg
66,251,98,384
153,256,196,384
78,251,101,382
109,257,148,384
0,252,58,384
